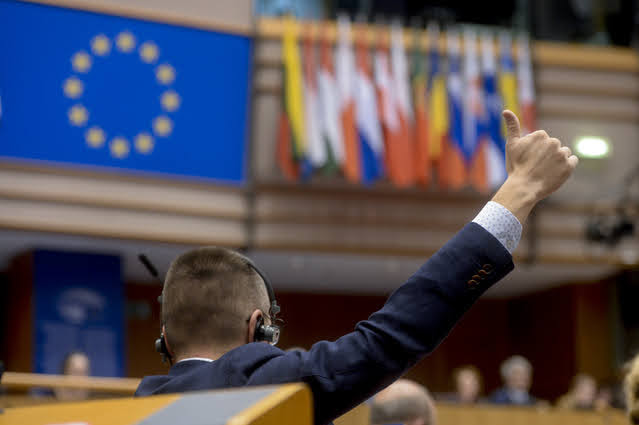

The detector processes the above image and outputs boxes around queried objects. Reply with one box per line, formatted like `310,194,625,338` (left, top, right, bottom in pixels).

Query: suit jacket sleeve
245,223,514,425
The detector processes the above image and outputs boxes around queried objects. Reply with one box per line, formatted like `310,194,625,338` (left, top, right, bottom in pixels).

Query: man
54,351,91,401
370,379,436,425
490,355,536,405
136,111,578,425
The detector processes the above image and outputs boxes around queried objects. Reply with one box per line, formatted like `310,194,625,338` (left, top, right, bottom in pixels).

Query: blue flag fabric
0,0,252,183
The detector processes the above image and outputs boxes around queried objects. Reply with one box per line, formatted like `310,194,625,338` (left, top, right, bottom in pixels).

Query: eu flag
0,0,252,183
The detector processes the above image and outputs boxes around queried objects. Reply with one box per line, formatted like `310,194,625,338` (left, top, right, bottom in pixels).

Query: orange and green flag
411,29,430,187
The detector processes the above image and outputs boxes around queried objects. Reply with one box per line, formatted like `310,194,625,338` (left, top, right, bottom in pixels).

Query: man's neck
174,345,239,363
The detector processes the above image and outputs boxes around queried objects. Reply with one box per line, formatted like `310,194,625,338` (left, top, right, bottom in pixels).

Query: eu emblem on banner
0,0,252,183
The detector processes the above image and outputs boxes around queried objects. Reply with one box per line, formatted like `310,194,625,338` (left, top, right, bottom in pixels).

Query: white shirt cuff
472,201,522,254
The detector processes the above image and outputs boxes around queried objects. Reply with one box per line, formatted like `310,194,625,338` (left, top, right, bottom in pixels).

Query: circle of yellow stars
63,31,181,159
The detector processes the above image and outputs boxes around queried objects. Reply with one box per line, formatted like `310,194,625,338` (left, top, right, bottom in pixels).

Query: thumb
502,110,521,142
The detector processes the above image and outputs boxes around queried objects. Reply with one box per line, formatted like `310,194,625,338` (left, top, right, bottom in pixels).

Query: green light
574,136,610,159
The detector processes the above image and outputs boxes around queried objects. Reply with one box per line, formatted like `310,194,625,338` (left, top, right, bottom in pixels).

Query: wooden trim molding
2,372,140,394
24,0,253,36
256,17,639,73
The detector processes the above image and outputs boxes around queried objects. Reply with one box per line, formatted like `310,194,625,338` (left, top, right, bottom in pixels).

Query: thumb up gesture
492,110,578,224
503,110,578,201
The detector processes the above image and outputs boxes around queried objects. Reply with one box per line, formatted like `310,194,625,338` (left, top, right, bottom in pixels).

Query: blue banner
0,0,252,183
33,250,124,377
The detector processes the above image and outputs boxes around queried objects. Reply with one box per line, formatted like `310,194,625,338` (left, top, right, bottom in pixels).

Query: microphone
138,254,160,279
138,254,165,303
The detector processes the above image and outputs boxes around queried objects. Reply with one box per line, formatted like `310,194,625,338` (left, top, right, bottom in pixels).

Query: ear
247,309,262,343
162,324,174,357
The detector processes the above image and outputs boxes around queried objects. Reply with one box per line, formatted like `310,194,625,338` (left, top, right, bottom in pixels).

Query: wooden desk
436,403,627,425
0,384,312,425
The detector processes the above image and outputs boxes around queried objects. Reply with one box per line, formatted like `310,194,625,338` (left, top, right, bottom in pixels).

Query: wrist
491,176,538,224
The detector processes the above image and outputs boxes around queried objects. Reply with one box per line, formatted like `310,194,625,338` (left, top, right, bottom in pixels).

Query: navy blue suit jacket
490,388,537,405
136,223,514,425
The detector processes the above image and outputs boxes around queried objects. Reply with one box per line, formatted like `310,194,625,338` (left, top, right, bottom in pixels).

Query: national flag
317,28,343,174
440,30,467,190
276,107,299,179
425,23,449,187
517,33,536,135
499,32,519,139
302,30,326,170
374,32,402,186
411,28,431,187
0,0,253,182
480,31,507,189
463,28,489,193
280,16,310,178
354,31,385,183
390,22,416,187
336,15,361,183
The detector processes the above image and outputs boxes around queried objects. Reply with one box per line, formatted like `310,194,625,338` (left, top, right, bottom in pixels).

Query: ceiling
0,229,617,298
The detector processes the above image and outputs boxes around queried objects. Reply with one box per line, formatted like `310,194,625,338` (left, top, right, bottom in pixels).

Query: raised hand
502,110,578,201
492,110,579,224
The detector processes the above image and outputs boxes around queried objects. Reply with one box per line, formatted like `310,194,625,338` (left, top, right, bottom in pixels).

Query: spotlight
574,136,610,159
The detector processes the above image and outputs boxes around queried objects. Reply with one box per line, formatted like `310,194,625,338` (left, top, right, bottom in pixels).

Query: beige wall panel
254,68,282,88
254,222,455,253
537,67,639,97
38,0,253,33
0,168,246,218
252,95,281,179
537,117,639,203
0,198,245,246
255,194,480,227
538,92,639,121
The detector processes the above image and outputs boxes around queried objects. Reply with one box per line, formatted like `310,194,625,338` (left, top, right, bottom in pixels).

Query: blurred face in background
54,352,91,401
64,353,90,377
456,369,480,403
573,375,597,408
506,364,531,392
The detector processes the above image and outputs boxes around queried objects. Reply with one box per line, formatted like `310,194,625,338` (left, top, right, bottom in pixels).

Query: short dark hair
371,380,435,425
162,247,270,356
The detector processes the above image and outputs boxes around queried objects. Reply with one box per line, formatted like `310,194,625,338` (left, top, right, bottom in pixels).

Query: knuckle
532,130,548,139
548,138,561,148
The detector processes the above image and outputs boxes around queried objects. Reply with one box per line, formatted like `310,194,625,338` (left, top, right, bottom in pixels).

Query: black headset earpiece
155,332,172,364
253,312,280,345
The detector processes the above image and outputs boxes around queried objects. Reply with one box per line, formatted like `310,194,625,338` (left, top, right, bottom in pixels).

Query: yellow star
63,77,84,99
85,126,106,148
91,34,111,56
152,116,173,137
135,132,154,154
116,31,136,53
71,51,92,73
160,90,181,112
110,137,130,158
139,41,159,64
68,104,89,127
155,64,175,85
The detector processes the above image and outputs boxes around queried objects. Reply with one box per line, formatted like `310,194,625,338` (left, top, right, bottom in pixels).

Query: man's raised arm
246,110,578,425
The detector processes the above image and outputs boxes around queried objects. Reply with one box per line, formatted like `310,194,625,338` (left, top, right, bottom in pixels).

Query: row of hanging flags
277,16,536,192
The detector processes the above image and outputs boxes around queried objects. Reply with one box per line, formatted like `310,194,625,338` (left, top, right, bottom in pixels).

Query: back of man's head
162,247,270,357
370,379,436,425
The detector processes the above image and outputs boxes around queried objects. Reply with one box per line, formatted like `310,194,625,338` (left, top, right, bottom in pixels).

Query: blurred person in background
490,355,536,405
453,366,483,404
370,379,436,425
54,351,90,402
625,354,639,424
557,373,598,410
437,365,483,404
